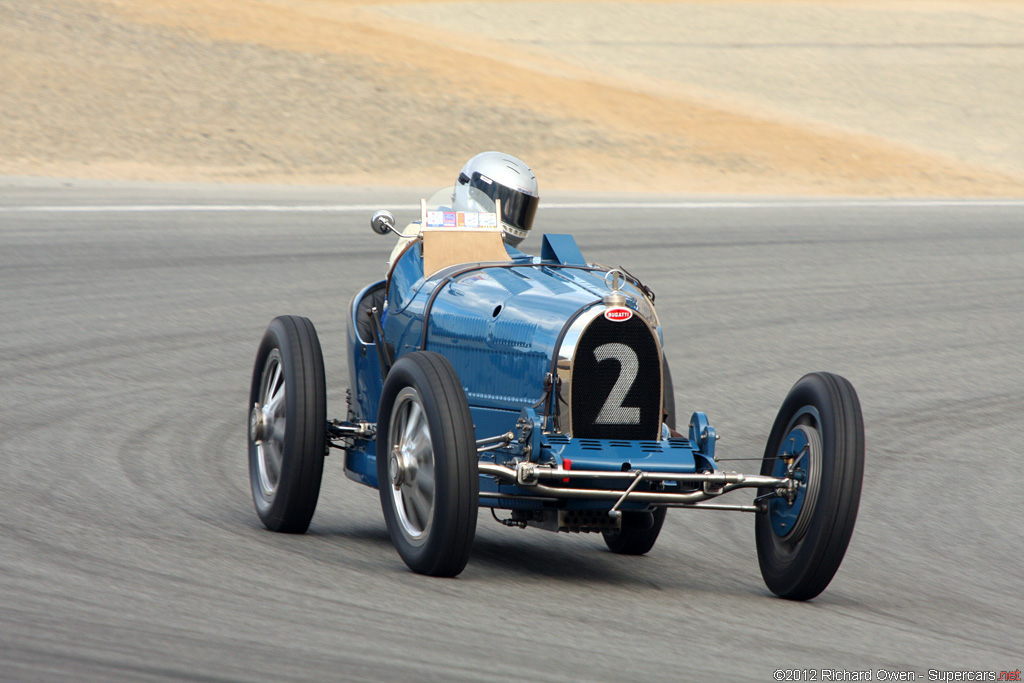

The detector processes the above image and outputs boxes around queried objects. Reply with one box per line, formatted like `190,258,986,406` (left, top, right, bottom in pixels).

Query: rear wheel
601,357,674,555
376,351,478,576
755,372,864,600
248,315,326,533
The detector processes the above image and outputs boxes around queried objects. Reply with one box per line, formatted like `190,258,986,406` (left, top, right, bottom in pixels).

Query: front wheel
248,315,327,533
376,351,478,577
755,372,864,600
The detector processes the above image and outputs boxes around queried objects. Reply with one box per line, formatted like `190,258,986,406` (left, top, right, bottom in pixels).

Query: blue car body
343,232,717,514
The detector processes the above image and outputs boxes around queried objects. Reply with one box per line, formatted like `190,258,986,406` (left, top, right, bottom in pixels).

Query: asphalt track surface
2,179,1023,681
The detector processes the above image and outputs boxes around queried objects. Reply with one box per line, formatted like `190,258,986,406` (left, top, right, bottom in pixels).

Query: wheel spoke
258,440,284,496
265,377,285,413
407,486,431,531
416,470,435,499
392,407,408,451
264,362,283,403
407,428,430,463
417,447,434,480
402,490,421,530
402,401,423,447
266,443,283,482
271,415,286,444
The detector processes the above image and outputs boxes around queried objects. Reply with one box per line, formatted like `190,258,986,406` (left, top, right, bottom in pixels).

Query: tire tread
755,371,864,600
248,315,326,534
377,351,477,577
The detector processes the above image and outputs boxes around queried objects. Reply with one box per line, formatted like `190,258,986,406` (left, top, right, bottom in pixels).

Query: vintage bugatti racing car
247,191,864,600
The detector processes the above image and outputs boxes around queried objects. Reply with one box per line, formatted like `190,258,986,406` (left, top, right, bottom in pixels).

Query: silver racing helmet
452,152,539,247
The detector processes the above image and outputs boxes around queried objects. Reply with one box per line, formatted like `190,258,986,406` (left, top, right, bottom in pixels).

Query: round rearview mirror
371,210,397,236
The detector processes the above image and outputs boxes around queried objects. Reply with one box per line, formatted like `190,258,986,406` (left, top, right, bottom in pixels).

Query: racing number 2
593,343,641,425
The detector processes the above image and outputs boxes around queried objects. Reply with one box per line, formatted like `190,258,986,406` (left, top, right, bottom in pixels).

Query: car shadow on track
252,509,784,598
466,531,680,587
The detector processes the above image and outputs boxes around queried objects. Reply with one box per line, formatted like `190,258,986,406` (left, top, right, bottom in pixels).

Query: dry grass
2,0,1021,195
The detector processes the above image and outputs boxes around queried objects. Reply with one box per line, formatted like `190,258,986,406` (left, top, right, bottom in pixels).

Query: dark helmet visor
460,171,539,235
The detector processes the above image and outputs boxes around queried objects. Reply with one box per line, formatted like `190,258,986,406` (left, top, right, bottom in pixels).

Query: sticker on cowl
425,211,498,228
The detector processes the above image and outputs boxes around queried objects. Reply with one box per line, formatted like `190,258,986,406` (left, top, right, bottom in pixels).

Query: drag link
607,471,647,519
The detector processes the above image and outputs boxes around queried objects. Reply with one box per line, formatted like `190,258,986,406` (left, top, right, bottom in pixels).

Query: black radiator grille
570,314,661,440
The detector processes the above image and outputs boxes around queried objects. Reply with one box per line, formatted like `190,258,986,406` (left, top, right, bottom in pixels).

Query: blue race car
247,190,864,600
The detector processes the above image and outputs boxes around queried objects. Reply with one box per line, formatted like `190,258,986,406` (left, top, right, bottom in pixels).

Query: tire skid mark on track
0,329,254,384
112,400,401,573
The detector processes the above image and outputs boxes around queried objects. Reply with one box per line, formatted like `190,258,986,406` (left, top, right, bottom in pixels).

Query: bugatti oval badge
604,308,633,322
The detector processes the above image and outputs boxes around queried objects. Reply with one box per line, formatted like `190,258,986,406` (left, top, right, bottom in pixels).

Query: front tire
248,315,327,533
755,372,864,600
376,351,478,577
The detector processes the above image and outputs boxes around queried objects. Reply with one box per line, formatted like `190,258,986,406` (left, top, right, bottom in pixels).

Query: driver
387,151,540,268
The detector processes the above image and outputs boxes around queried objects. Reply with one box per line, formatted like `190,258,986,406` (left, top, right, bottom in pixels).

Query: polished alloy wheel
386,387,436,543
254,349,286,500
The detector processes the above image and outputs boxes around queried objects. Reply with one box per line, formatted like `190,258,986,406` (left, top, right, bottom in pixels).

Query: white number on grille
593,343,641,424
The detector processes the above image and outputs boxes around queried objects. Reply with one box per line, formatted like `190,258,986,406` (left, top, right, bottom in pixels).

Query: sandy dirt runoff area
2,0,1023,196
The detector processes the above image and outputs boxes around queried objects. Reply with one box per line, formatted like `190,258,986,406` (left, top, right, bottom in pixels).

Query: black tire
248,315,327,533
755,372,864,600
603,506,668,555
601,357,675,555
376,351,478,577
